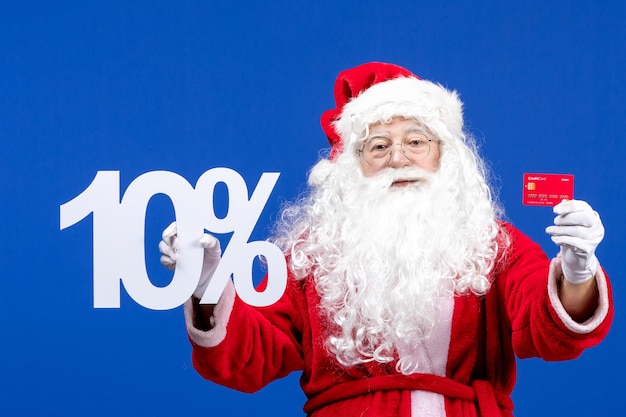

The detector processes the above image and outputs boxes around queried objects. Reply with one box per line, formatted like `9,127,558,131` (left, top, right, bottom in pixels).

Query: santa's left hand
545,199,604,284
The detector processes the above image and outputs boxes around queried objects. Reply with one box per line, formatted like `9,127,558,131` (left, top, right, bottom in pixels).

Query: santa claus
159,62,613,416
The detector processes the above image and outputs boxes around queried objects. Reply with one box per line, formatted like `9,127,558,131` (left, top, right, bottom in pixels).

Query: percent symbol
194,168,287,307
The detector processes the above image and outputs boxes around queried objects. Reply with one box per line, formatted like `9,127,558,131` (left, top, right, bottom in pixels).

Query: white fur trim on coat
184,280,236,347
547,257,610,334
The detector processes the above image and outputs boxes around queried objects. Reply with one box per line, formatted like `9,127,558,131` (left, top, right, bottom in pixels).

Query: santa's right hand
159,221,223,299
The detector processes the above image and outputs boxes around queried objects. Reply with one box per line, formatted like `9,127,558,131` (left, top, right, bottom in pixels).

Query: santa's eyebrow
365,131,391,140
403,125,430,135
365,123,432,140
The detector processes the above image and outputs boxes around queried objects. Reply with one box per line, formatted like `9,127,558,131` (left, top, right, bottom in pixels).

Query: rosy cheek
360,161,379,177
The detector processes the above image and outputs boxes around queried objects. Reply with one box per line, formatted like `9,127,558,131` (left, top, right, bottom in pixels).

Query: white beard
317,167,466,373
272,149,505,374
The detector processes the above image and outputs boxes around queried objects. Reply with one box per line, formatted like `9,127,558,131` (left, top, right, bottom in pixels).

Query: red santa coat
184,223,613,416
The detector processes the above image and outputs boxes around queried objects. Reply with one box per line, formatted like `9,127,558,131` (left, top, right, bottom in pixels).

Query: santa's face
358,117,441,179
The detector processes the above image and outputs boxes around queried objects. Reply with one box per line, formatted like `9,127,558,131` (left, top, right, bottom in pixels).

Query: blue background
1,1,623,415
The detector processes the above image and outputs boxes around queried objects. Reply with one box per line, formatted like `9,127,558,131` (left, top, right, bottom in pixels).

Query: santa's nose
387,144,412,168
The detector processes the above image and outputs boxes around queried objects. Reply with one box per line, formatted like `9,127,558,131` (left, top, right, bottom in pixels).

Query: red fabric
188,223,613,416
303,374,512,416
320,62,418,160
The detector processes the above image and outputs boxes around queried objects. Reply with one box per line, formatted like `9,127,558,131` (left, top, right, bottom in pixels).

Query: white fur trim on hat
333,77,464,151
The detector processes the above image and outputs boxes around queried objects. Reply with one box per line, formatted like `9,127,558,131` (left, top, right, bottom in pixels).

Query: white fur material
184,281,236,347
332,77,464,152
547,257,610,333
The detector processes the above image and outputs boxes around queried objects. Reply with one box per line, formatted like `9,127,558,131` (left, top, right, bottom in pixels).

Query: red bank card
522,173,574,206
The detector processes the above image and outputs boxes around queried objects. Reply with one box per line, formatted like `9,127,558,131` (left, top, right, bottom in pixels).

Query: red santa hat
320,62,464,160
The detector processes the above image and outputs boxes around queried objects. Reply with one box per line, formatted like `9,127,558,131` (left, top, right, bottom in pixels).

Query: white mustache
366,167,434,188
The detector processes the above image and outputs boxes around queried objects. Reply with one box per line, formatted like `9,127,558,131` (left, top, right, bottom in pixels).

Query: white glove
159,221,222,299
545,199,604,284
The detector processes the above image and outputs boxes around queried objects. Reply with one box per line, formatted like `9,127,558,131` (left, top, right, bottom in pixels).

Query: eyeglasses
358,133,435,167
